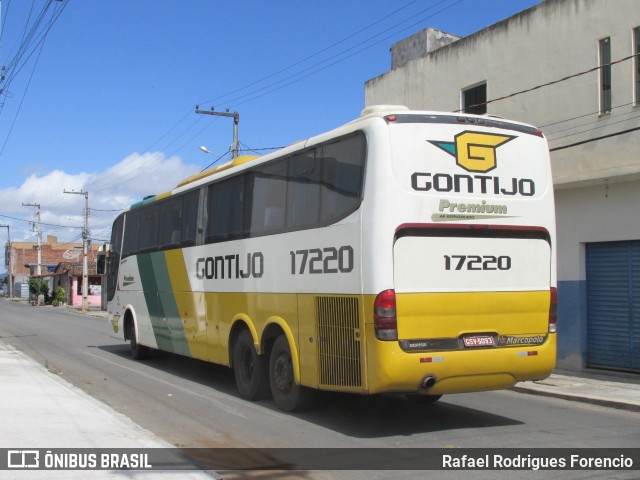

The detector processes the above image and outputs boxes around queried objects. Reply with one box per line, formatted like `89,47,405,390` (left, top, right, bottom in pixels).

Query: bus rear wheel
405,394,442,404
233,330,270,401
269,335,314,412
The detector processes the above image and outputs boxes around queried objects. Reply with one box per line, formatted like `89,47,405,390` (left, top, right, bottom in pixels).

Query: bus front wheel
233,330,270,401
269,335,314,412
129,321,149,360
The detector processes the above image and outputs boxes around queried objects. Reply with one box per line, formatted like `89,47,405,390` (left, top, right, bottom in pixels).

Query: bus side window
287,151,320,230
158,197,182,249
319,133,365,223
106,214,124,301
248,160,287,237
182,190,199,247
122,210,141,258
139,205,159,253
207,175,246,243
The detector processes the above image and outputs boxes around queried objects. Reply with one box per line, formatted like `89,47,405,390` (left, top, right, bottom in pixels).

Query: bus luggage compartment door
392,233,552,341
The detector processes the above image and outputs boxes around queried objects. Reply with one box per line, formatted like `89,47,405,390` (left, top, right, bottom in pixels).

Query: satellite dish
63,248,81,260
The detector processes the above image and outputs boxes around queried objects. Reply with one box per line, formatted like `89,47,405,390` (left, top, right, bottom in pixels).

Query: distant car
0,285,7,296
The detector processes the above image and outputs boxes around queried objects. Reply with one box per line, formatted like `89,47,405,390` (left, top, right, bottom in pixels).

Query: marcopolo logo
429,131,515,173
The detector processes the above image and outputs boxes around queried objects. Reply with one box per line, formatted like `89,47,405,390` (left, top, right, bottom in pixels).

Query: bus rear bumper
365,329,556,395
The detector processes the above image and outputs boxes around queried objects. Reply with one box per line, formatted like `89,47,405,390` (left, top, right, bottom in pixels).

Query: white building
365,0,640,372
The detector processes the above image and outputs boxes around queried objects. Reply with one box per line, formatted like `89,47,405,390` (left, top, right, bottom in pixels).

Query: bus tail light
548,287,558,333
374,289,398,341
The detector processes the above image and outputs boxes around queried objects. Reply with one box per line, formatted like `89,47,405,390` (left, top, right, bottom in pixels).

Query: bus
101,105,557,412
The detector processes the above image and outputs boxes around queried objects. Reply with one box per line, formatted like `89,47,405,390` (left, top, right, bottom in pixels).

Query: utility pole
195,106,240,158
0,224,12,298
22,203,42,276
64,190,89,312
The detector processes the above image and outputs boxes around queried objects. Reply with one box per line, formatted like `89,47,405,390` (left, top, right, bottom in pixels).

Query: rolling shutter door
586,241,640,372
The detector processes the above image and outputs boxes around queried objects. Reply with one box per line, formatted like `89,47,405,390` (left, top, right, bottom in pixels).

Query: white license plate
463,335,495,347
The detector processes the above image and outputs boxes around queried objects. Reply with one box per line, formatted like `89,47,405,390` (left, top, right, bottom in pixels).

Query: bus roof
126,106,543,211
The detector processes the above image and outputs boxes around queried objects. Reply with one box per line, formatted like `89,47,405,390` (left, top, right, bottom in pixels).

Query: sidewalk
511,368,640,412
0,341,217,479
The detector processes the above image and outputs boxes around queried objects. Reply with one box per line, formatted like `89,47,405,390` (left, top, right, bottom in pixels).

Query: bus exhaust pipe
420,375,437,389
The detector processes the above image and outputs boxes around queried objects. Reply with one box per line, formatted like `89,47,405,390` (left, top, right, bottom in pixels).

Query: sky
0,0,541,273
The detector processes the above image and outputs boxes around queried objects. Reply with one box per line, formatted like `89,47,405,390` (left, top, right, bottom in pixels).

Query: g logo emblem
430,131,515,173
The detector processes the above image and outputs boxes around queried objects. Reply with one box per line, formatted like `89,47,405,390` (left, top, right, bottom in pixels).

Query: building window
462,83,487,115
599,37,612,114
634,27,640,105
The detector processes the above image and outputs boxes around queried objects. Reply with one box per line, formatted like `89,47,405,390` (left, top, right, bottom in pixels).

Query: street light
198,146,230,172
194,107,239,158
199,146,217,155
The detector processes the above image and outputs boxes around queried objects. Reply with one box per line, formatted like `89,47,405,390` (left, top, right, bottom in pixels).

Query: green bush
28,277,50,305
54,286,66,306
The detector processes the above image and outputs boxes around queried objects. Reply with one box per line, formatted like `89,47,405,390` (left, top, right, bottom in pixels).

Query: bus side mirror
97,253,106,275
97,243,111,275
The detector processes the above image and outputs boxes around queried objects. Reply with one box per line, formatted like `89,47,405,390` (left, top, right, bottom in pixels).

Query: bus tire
405,394,442,404
233,329,270,401
269,335,314,412
129,321,149,360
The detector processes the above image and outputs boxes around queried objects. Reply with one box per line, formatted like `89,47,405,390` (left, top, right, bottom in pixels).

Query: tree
53,286,66,307
28,277,49,305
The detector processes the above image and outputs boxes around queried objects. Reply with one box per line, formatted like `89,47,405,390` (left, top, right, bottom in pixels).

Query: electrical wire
86,114,217,193
112,0,456,186
459,52,640,114
0,0,69,160
199,0,465,110
547,111,640,143
200,148,232,172
198,0,425,107
539,100,637,129
0,0,12,47
239,142,285,155
550,126,640,152
78,0,466,193
0,213,82,230
543,102,638,136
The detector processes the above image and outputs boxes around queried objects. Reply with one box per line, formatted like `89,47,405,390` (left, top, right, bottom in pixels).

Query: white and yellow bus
102,105,557,411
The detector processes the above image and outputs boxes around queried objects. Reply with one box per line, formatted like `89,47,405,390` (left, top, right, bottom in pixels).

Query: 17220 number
290,246,354,274
444,255,511,271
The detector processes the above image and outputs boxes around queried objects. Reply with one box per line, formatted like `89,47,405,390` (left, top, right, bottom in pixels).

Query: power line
1,1,64,100
201,0,465,110
548,110,640,143
0,0,13,47
86,114,218,193
239,142,285,155
89,207,122,212
92,1,459,189
200,148,232,172
549,126,640,152
198,0,425,107
0,0,69,159
460,51,640,114
0,213,82,230
539,100,637,130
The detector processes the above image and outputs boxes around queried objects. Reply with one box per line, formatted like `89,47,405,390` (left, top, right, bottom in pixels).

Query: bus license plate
463,335,495,348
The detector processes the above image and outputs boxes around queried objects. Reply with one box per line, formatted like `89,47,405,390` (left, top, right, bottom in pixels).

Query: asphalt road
1,299,639,480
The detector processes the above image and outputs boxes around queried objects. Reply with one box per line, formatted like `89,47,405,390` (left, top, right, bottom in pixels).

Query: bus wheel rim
273,354,292,394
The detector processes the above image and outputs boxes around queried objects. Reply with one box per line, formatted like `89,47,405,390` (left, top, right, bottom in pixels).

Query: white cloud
0,152,199,250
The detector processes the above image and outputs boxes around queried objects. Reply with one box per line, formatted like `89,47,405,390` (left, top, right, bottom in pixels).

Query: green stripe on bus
137,252,191,356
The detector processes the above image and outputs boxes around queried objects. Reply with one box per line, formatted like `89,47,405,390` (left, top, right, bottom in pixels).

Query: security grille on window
599,37,612,113
462,83,487,115
634,27,640,105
